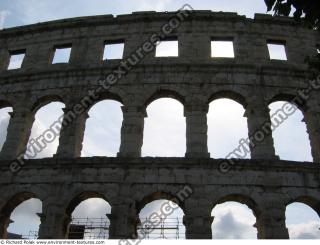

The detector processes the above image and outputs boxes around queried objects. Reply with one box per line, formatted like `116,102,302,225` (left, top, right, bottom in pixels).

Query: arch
0,192,40,239
66,191,109,216
208,91,247,108
269,93,307,112
81,99,123,157
0,100,12,109
211,194,260,239
269,100,312,161
87,91,124,112
286,196,320,216
26,101,65,159
211,201,258,239
31,95,65,112
136,191,186,239
142,97,186,157
285,198,320,239
213,194,261,217
65,191,111,239
136,191,184,214
144,89,185,107
208,98,250,159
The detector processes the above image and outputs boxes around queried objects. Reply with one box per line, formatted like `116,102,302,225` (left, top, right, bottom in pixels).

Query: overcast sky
0,0,319,240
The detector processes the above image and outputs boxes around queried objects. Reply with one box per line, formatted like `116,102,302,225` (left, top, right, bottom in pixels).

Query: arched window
81,100,123,157
138,199,185,239
0,107,12,151
26,102,64,159
0,194,41,239
142,98,186,157
67,195,111,239
269,101,312,161
211,201,257,239
286,202,320,239
208,98,250,158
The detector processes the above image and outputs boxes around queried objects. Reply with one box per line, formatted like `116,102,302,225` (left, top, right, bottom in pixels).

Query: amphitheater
0,9,320,239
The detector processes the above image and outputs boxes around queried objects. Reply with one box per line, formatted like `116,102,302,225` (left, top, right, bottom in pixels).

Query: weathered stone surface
0,11,319,239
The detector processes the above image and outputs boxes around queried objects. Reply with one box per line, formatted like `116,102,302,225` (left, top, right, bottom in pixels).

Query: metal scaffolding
20,216,184,240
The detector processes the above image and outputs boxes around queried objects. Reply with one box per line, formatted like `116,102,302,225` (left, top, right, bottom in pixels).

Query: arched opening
0,106,13,151
0,193,42,239
269,101,312,161
66,193,111,239
286,200,320,239
137,193,185,239
81,100,123,157
208,98,250,158
211,201,257,239
142,98,186,157
26,101,65,159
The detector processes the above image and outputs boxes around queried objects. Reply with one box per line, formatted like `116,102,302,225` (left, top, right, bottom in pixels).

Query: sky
0,0,319,240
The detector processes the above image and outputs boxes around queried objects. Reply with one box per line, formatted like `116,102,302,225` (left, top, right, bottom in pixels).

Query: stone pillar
108,202,139,239
185,105,210,158
55,106,88,158
0,215,11,239
256,203,289,239
304,110,320,163
118,106,145,158
183,209,213,239
0,48,10,71
179,33,211,61
38,203,69,239
244,103,277,159
0,107,34,160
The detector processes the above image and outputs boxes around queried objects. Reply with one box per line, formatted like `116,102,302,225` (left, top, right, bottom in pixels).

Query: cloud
211,202,257,239
0,10,10,29
288,222,320,239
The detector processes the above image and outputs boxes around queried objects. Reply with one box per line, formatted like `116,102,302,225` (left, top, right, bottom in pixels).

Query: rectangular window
52,44,72,64
103,40,125,60
211,39,235,58
8,50,25,70
267,40,287,60
155,38,178,57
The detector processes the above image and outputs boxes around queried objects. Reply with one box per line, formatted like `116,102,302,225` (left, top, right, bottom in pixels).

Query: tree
265,0,320,29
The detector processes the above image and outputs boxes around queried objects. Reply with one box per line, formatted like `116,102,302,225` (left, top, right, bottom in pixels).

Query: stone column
244,103,277,159
0,215,11,239
38,203,69,239
256,203,289,239
108,202,139,239
183,209,213,239
0,48,10,71
185,105,210,158
0,107,35,160
117,106,145,158
55,105,88,158
304,110,320,163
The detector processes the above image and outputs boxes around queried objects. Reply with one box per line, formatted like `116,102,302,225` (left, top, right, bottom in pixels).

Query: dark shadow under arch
89,92,124,111
214,194,261,217
145,89,185,108
0,192,38,239
208,91,247,108
287,196,320,217
0,100,12,109
66,191,109,216
269,93,307,112
31,95,65,112
136,191,185,214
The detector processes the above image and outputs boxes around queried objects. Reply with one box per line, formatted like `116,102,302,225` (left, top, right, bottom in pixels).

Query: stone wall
0,11,319,239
